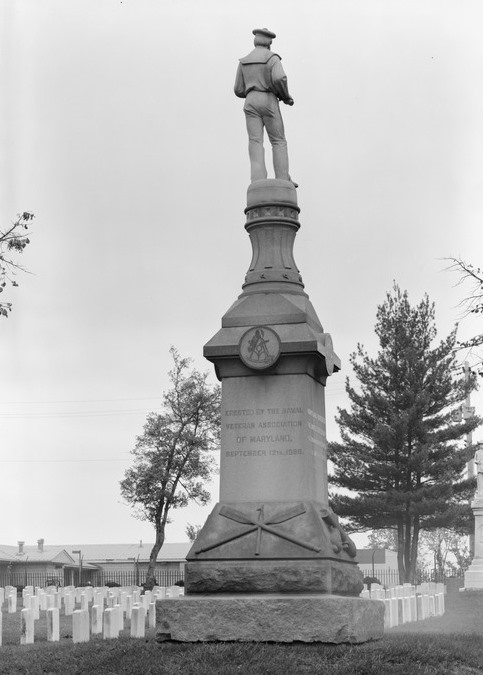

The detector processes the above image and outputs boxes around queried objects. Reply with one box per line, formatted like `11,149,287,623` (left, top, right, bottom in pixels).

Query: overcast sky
1,0,482,550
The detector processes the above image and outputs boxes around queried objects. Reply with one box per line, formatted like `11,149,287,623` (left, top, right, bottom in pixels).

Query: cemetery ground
1,591,482,674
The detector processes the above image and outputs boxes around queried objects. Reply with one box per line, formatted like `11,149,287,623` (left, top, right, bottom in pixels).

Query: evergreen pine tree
329,285,480,583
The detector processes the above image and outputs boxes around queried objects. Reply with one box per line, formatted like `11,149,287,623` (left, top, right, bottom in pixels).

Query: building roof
62,542,191,563
0,542,191,565
0,545,75,565
0,549,19,563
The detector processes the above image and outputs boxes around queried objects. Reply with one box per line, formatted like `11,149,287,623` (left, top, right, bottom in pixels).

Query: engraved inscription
224,404,305,460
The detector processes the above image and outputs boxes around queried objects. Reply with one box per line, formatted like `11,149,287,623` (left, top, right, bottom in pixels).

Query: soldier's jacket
234,47,291,103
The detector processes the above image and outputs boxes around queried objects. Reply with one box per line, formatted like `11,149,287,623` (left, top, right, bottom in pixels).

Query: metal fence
359,567,465,587
0,568,184,590
91,569,184,588
1,565,462,591
0,571,65,589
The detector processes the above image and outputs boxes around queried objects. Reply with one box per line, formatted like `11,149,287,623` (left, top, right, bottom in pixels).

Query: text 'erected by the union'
224,406,304,458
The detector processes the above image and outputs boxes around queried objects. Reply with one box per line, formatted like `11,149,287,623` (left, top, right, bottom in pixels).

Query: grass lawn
0,592,482,675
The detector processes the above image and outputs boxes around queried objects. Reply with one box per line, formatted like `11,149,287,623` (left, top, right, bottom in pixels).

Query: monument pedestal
464,498,483,590
156,594,384,644
157,180,384,642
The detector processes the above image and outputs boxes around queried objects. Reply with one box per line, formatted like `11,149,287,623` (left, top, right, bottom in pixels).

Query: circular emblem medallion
239,326,281,370
323,333,335,376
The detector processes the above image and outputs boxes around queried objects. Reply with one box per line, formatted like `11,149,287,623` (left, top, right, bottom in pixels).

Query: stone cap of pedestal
204,322,340,383
246,179,298,210
204,292,340,383
471,498,483,512
222,293,323,330
205,322,329,356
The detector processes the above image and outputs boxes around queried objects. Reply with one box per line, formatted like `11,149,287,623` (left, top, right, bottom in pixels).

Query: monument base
156,594,384,644
464,559,483,589
186,558,363,595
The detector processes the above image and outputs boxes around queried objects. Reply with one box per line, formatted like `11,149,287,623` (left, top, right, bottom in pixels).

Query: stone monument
156,28,384,643
464,444,483,589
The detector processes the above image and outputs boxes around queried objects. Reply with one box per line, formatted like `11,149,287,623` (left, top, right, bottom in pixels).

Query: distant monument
464,443,483,589
157,29,384,643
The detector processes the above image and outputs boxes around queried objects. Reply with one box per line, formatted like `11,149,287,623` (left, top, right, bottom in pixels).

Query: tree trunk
145,524,165,590
409,517,419,584
403,511,412,583
397,520,405,584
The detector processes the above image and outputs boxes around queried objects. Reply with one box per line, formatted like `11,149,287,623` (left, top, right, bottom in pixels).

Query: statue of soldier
234,28,297,186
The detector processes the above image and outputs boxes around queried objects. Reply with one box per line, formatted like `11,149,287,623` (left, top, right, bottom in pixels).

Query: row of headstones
360,583,445,629
0,584,183,646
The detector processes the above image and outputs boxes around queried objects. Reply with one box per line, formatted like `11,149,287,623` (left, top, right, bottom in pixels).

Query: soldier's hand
285,98,294,106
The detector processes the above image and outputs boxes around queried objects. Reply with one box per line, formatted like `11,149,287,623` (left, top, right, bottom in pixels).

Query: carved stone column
185,180,361,595
157,179,384,643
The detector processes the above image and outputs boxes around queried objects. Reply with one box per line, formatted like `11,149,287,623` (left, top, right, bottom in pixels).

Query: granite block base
464,559,483,589
156,594,384,643
186,559,363,595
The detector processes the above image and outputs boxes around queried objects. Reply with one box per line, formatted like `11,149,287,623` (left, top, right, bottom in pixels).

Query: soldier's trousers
244,91,290,182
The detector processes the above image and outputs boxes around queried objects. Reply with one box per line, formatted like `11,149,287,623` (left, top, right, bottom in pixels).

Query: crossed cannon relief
194,503,357,558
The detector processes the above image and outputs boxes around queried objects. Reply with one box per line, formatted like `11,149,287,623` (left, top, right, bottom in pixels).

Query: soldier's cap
252,27,276,39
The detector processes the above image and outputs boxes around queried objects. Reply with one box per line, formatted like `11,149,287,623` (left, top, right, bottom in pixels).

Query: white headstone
435,593,445,616
130,605,146,638
390,597,399,627
168,586,181,598
20,608,34,645
403,596,411,622
410,595,417,622
38,591,47,611
64,593,75,616
8,593,17,614
416,594,423,620
143,590,152,609
93,591,104,611
72,609,90,643
125,595,133,619
31,594,40,620
103,608,118,639
422,594,430,619
47,607,60,642
148,601,156,628
383,598,391,628
115,604,124,632
91,604,103,635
